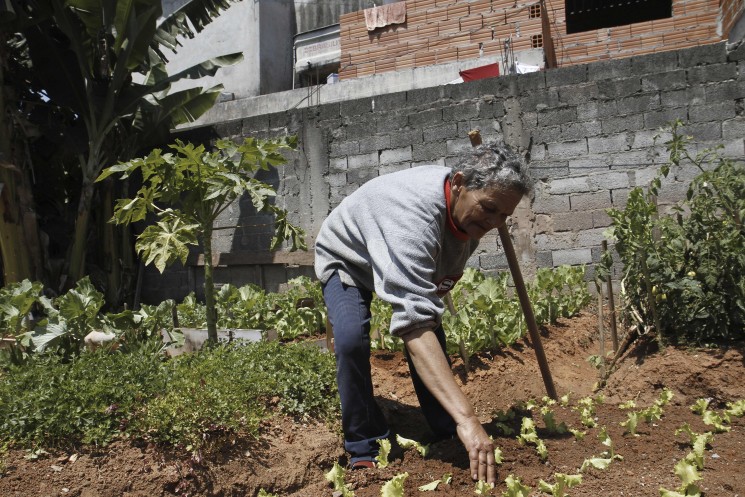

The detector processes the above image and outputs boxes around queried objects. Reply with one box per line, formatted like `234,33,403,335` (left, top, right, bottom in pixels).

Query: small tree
97,136,306,343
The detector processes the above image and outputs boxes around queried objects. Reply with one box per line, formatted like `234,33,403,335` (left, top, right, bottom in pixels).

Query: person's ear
451,171,464,191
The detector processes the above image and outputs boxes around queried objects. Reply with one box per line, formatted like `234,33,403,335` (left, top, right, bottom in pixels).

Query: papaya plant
98,136,306,344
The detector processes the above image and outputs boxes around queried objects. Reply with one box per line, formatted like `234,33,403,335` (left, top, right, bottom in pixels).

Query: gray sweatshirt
315,166,479,336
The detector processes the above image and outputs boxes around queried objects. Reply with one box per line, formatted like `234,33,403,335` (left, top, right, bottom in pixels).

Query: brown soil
2,309,744,497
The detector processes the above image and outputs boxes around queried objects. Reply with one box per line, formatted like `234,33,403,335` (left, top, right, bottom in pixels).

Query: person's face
450,171,523,240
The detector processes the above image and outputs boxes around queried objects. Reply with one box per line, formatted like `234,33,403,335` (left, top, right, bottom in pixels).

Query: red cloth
459,63,500,82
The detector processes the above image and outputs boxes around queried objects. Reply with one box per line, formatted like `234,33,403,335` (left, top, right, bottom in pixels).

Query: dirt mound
1,310,743,497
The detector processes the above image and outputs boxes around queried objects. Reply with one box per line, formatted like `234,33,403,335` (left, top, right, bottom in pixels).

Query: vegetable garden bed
1,309,743,497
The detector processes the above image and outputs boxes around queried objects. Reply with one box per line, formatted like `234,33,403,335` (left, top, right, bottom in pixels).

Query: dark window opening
529,4,541,18
565,0,672,34
532,34,544,48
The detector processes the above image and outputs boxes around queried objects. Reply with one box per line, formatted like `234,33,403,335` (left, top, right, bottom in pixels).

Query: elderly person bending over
314,142,532,485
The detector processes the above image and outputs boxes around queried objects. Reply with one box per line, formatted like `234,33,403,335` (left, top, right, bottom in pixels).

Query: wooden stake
498,225,558,400
598,290,606,378
602,240,619,352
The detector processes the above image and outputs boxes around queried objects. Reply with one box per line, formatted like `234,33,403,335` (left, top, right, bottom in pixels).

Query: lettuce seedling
676,423,714,470
503,475,531,497
701,410,731,433
690,398,711,415
475,480,493,495
537,473,582,497
376,438,391,468
418,473,451,492
324,462,355,497
395,434,429,457
598,426,623,461
381,472,408,497
619,400,637,410
580,456,612,472
518,417,548,461
541,406,569,435
659,459,702,496
621,411,639,436
257,490,278,497
725,399,745,417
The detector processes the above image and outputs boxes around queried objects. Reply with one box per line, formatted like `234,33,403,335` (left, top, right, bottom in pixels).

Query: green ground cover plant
0,340,338,452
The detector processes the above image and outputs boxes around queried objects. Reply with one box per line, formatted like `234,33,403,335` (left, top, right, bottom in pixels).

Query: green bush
0,344,168,447
0,340,338,452
606,121,745,344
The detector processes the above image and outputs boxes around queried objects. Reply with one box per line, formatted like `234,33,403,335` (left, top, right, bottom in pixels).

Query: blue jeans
323,272,456,463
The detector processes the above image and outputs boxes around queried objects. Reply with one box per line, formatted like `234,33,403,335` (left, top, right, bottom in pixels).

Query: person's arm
401,327,496,485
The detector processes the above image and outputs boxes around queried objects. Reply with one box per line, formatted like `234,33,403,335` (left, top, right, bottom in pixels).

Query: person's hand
456,415,496,485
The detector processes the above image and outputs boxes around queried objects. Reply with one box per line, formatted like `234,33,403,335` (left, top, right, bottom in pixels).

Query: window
529,4,541,18
565,0,672,34
531,34,543,48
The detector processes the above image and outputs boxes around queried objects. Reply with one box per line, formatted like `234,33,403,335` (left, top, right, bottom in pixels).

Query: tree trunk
202,225,218,344
68,179,95,286
0,52,42,284
0,167,33,283
101,179,121,307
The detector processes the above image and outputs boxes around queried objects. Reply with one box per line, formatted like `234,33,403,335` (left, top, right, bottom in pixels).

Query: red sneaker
351,460,376,470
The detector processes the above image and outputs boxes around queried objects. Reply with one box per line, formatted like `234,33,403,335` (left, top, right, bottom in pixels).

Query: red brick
470,27,494,43
415,51,437,66
469,0,493,14
460,13,484,31
406,10,429,26
418,23,440,38
630,19,655,35
438,18,462,35
458,44,481,59
435,47,459,63
409,0,438,9
396,53,417,69
375,59,397,73
447,3,470,19
427,5,450,22
397,26,424,44
340,37,360,52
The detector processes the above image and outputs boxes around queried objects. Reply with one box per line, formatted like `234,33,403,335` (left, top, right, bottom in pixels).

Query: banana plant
11,0,243,302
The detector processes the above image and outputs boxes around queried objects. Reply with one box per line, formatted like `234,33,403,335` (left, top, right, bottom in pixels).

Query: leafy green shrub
129,341,338,449
0,345,168,447
0,341,337,451
607,121,745,344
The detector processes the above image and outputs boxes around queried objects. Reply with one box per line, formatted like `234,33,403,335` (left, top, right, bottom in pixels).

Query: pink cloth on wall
364,2,407,31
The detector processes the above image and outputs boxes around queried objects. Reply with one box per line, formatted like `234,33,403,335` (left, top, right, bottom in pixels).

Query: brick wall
338,0,727,81
721,0,745,37
145,41,745,302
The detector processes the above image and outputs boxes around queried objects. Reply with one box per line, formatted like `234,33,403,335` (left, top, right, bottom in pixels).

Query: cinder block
533,192,571,214
689,101,737,122
678,41,727,67
359,134,392,153
547,140,588,159
661,87,706,107
409,108,444,127
588,134,629,154
552,248,593,266
641,70,688,92
704,79,745,102
347,151,379,169
631,50,679,75
380,146,413,164
553,211,594,231
560,120,603,141
589,171,630,190
538,107,578,127
545,64,588,87
643,107,688,129
535,231,575,251
577,100,620,120
722,117,745,140
423,122,459,142
550,176,591,195
570,191,612,211
602,114,644,134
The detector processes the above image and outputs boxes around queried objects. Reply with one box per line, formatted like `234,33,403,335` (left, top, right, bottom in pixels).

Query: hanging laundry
364,1,407,31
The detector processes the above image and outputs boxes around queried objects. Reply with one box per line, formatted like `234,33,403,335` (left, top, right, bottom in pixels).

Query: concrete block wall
338,0,727,81
142,41,745,303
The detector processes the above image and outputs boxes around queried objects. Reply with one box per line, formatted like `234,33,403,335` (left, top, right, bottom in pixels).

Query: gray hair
452,141,532,195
